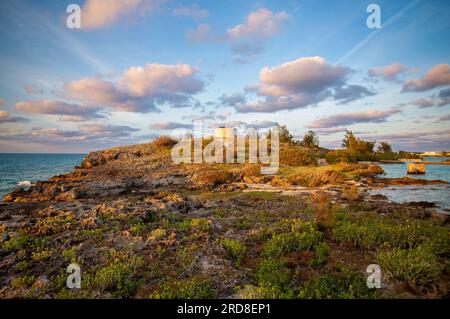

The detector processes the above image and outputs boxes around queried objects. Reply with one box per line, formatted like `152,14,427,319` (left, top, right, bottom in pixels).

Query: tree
342,130,358,149
277,124,296,144
377,142,392,153
301,130,319,148
342,130,375,161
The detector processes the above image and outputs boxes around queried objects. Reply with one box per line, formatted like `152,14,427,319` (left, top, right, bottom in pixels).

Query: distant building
421,151,445,156
214,127,236,139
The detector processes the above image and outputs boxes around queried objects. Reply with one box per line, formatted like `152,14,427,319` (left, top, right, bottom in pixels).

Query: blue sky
0,0,449,152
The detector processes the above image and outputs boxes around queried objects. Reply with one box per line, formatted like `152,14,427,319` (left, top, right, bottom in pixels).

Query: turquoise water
0,153,85,199
373,157,450,212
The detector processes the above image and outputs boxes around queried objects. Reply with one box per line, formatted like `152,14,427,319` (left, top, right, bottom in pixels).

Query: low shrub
1,234,29,253
84,254,143,297
287,170,345,187
221,238,246,265
10,275,35,289
152,135,177,148
310,192,335,229
149,277,212,299
325,150,357,164
376,245,444,285
342,185,359,203
263,222,322,258
280,146,316,166
255,259,293,298
332,216,449,253
298,270,375,299
309,242,330,269
194,169,233,186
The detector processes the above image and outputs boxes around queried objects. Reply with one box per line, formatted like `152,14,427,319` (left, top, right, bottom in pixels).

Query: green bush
325,150,357,164
377,245,444,285
263,222,322,258
254,259,293,298
332,217,449,253
1,235,29,253
221,238,246,265
298,270,375,299
309,242,330,269
84,255,143,296
149,277,212,299
280,146,316,166
10,275,35,289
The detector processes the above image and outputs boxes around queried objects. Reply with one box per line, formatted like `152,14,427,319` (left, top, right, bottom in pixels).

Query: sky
0,0,449,153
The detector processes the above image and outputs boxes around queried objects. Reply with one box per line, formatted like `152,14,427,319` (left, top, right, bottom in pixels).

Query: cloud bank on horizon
0,0,449,152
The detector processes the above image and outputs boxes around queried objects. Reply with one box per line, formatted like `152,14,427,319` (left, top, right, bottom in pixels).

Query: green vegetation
1,234,29,253
263,222,322,257
309,242,330,269
1,124,448,299
10,275,35,289
254,259,294,298
298,270,376,299
377,245,445,285
279,146,316,166
149,277,212,299
83,251,143,297
332,214,449,253
221,238,246,265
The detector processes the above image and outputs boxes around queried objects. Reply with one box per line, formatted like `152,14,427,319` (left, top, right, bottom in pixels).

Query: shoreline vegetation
0,126,449,299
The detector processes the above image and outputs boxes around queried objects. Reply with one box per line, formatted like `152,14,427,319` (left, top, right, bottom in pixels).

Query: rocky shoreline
0,141,448,299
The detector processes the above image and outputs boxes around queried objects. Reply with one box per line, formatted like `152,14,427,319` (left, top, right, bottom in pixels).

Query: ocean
373,157,450,212
0,153,85,199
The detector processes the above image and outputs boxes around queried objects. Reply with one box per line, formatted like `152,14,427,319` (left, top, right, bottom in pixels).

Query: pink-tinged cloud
368,62,415,81
0,98,5,106
307,108,401,128
61,63,204,112
80,0,161,29
121,63,203,97
1,124,139,143
235,56,371,113
225,8,288,62
258,56,348,96
172,5,208,19
236,94,321,113
0,110,29,124
14,100,104,121
150,121,193,130
403,63,450,92
226,8,288,40
187,24,212,42
64,78,126,105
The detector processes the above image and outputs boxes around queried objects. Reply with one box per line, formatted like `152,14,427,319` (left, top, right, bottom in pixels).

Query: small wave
17,180,32,187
